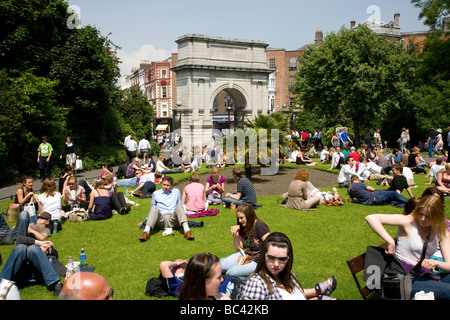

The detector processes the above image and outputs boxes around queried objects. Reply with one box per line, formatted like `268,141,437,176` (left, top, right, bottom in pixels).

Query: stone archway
172,34,272,148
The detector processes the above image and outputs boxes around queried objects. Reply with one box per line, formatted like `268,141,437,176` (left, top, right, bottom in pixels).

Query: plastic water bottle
80,248,87,268
66,256,74,277
53,221,58,234
125,187,129,196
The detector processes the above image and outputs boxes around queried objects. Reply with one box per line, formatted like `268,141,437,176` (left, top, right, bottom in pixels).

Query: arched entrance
172,34,272,149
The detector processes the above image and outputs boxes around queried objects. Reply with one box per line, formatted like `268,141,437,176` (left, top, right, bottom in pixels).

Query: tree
114,87,155,139
411,0,450,30
411,32,450,132
50,26,122,147
0,70,67,184
292,26,417,147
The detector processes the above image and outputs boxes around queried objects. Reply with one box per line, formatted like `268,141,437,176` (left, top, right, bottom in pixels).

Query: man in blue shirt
340,128,353,150
139,176,194,242
348,175,408,208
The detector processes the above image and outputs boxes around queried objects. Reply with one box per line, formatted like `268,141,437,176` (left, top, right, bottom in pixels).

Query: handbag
7,204,20,222
75,159,83,170
23,202,36,217
381,229,431,300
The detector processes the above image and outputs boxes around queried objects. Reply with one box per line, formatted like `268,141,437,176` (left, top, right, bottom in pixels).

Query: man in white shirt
337,156,357,188
329,147,344,170
126,136,138,165
138,135,151,164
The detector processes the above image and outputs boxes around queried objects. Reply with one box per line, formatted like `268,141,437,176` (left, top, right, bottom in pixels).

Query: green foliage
0,69,68,184
114,87,155,139
411,0,450,30
0,0,155,184
293,26,417,146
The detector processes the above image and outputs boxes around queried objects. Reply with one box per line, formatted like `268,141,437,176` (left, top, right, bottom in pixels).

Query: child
426,156,445,185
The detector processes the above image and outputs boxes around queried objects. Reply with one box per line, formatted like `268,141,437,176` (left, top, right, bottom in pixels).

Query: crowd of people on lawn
1,126,450,300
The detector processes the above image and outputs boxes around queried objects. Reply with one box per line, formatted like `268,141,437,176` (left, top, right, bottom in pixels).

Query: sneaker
315,275,337,296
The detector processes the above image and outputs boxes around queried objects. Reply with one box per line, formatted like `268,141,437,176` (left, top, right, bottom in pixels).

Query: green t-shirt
38,143,53,157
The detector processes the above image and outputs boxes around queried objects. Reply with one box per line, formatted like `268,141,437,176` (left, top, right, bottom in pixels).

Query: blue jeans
222,196,244,206
161,169,182,174
0,244,60,287
373,190,407,206
116,177,137,187
428,139,438,157
0,211,29,245
220,252,257,277
413,273,450,300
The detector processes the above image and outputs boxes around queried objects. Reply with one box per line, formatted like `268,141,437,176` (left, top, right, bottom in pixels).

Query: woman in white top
37,179,65,221
243,232,337,300
365,195,450,300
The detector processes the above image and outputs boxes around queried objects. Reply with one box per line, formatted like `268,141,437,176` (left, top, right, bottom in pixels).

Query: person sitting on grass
129,169,156,199
181,173,208,214
242,232,337,300
87,179,112,220
205,166,226,205
387,163,414,199
220,203,270,277
179,253,231,300
223,168,257,207
281,169,321,210
348,175,408,208
139,176,194,242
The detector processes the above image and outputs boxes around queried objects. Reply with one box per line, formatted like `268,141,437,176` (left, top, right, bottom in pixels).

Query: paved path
0,167,119,202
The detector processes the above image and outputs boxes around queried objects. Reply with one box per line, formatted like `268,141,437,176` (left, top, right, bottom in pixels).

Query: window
162,86,167,98
161,103,168,117
269,78,275,88
161,69,167,79
289,57,297,70
269,58,276,69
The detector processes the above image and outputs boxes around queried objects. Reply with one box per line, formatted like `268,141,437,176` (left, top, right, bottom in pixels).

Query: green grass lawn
0,161,449,300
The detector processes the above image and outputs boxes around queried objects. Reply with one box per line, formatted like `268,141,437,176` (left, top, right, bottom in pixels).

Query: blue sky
67,0,427,81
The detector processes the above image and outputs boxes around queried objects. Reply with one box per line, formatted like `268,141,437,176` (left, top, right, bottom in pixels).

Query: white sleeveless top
395,223,439,266
278,286,306,300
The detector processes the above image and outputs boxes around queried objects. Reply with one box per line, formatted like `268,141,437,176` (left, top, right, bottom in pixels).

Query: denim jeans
0,244,60,287
220,252,257,277
428,139,438,157
222,197,244,206
412,273,450,300
373,190,407,206
116,177,137,187
0,211,29,245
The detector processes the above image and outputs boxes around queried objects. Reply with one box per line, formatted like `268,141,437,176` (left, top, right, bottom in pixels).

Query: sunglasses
265,253,289,264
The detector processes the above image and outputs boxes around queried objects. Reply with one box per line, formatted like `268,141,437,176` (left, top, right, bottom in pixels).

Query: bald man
59,272,113,300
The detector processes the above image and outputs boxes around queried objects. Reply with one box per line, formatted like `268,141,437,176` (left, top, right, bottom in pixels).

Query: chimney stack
350,21,356,29
394,13,400,27
315,29,323,47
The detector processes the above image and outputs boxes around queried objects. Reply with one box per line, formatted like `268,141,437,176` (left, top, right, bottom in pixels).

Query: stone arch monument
172,34,272,148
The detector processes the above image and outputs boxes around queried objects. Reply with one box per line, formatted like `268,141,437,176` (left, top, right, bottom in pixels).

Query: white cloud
117,44,175,85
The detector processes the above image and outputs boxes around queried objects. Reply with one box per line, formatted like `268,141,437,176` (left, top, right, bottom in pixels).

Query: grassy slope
0,161,448,300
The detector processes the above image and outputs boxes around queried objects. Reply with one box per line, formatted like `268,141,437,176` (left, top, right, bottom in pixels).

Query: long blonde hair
411,195,447,240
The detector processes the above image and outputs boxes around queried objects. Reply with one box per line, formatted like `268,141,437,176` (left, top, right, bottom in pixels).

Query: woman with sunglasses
179,253,230,300
243,233,337,300
62,176,88,213
220,203,270,277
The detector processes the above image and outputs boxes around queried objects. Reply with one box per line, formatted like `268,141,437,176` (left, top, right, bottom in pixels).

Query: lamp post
224,95,233,131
